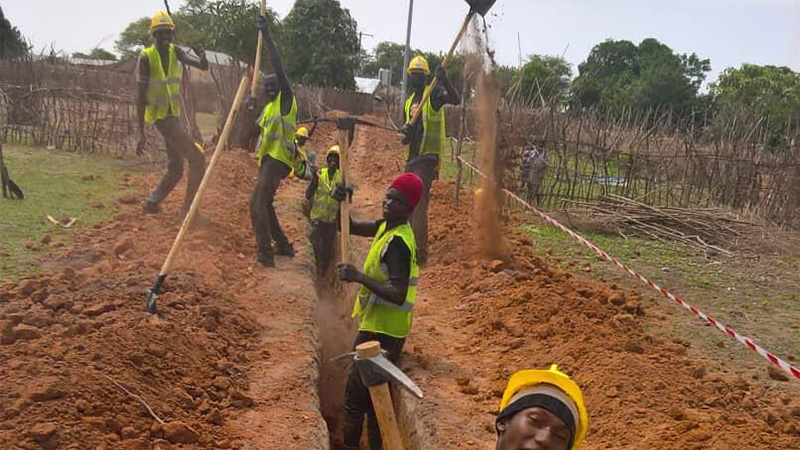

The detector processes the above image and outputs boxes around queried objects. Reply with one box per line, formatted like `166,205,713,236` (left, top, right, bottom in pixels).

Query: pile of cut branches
578,195,761,255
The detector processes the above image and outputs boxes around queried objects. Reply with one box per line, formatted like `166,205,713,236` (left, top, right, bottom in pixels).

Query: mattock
334,341,423,450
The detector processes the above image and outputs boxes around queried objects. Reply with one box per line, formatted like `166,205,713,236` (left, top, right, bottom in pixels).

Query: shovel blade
466,0,496,16
144,289,158,314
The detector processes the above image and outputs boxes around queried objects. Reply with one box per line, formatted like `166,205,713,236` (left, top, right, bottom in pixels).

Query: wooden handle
366,383,404,450
250,0,268,97
407,11,473,127
158,76,249,276
338,128,351,264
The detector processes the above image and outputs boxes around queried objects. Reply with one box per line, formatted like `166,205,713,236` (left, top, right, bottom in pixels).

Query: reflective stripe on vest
257,92,298,168
310,167,342,222
404,91,446,159
352,222,419,338
142,45,181,124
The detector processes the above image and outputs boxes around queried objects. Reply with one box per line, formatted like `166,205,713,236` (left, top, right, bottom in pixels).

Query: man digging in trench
136,11,209,218
333,173,423,450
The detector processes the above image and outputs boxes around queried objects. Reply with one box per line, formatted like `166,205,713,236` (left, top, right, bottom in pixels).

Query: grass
0,144,133,281
196,112,221,139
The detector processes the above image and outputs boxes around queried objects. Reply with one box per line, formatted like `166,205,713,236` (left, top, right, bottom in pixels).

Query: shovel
405,0,496,129
145,76,250,314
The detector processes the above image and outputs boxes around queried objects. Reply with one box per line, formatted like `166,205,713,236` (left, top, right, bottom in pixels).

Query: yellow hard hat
150,11,175,32
498,365,588,450
326,145,341,157
295,126,309,139
407,55,430,75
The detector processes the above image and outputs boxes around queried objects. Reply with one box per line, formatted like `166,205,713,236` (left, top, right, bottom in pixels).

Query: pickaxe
334,341,423,450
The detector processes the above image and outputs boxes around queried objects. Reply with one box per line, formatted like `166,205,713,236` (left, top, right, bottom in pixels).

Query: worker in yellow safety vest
333,172,424,450
249,14,311,267
136,11,209,217
495,365,589,450
305,145,342,277
400,55,461,266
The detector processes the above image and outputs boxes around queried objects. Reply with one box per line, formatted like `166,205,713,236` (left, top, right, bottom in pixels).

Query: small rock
609,292,626,306
27,377,65,402
612,313,636,329
62,267,76,280
43,296,70,312
146,346,167,358
82,173,98,181
229,389,254,408
22,311,54,328
623,340,645,354
83,302,117,317
114,237,135,257
41,235,52,245
459,384,479,395
162,421,199,444
12,324,43,342
91,201,105,209
455,377,471,387
120,426,137,439
129,353,145,367
118,194,137,205
691,366,707,380
489,260,506,273
27,422,58,450
207,408,224,425
491,380,506,398
212,376,231,391
768,365,790,382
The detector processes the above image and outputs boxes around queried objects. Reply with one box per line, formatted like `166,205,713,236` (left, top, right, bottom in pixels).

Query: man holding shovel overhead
400,55,461,266
250,14,310,268
333,172,423,450
137,11,209,217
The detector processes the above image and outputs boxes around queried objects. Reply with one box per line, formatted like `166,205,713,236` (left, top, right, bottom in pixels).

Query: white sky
3,0,799,84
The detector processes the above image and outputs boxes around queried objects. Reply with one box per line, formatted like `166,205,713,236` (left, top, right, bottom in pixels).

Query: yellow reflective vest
404,90,446,160
142,45,182,124
257,92,299,171
353,222,419,338
310,167,342,222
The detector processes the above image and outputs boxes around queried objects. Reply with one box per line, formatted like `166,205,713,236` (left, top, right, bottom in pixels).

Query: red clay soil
0,149,329,450
340,124,800,449
3,116,800,450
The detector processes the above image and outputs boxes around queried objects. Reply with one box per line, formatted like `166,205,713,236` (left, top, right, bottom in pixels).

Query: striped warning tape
457,155,800,381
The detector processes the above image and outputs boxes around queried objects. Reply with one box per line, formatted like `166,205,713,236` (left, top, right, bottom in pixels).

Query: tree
514,55,572,105
283,0,359,89
115,17,152,58
361,41,406,84
571,38,710,115
0,7,29,60
711,64,800,149
73,48,117,61
202,0,281,67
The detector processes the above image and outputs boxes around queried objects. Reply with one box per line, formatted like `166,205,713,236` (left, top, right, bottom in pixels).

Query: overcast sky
3,0,799,84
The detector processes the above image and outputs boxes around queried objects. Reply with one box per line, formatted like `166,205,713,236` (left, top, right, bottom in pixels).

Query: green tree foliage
711,64,800,149
283,0,359,89
571,38,710,115
0,7,30,59
73,48,117,61
361,41,405,84
115,17,153,58
513,55,572,105
201,0,281,66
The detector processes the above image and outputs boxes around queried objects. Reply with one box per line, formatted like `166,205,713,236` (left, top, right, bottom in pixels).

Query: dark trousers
343,331,406,450
405,156,438,265
147,116,206,210
250,155,291,254
310,220,337,277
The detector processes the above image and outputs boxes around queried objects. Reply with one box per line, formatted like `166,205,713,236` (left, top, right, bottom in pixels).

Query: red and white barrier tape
457,155,800,381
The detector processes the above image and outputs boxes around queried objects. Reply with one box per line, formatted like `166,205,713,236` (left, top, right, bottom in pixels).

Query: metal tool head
354,341,423,399
466,0,497,17
144,289,158,314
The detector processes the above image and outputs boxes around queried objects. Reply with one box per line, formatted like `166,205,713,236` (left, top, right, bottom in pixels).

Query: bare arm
305,172,318,200
339,237,410,306
257,16,293,115
175,46,209,71
431,67,461,111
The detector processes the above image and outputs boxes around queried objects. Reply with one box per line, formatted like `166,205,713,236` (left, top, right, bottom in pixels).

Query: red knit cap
390,173,424,210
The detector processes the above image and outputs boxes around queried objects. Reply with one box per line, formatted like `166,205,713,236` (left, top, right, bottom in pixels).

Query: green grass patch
0,145,133,281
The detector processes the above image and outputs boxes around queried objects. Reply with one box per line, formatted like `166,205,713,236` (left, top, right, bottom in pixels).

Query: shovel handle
250,0,268,97
157,76,250,278
407,11,474,128
338,127,351,264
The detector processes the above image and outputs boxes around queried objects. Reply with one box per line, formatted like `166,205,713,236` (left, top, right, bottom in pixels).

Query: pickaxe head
466,0,497,17
335,341,423,399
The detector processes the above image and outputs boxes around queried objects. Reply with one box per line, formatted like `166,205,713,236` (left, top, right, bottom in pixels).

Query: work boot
275,242,295,257
257,248,275,267
142,201,161,214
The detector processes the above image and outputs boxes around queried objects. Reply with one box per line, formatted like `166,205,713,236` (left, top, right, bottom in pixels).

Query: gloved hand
256,15,270,35
435,66,448,81
331,184,354,202
191,44,206,61
337,263,363,283
400,123,413,145
244,96,257,112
